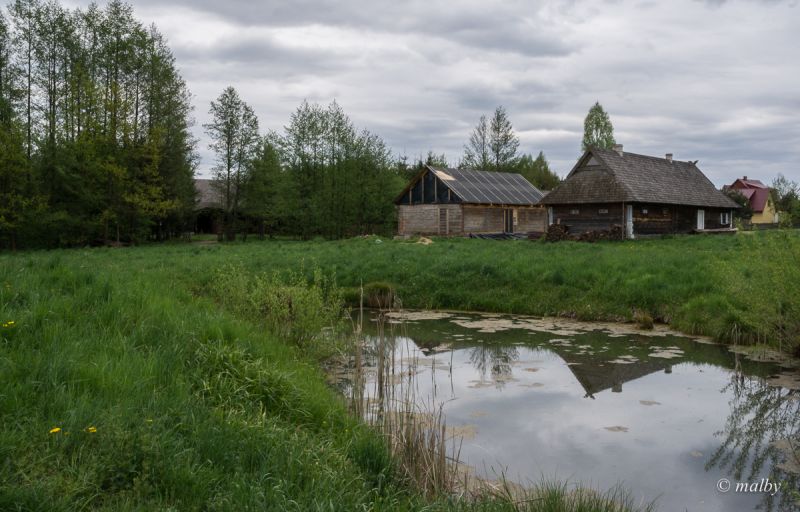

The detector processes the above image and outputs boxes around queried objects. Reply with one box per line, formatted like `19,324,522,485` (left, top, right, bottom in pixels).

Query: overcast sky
68,0,800,185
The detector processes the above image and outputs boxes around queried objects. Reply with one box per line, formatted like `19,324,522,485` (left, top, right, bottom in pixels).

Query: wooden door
439,208,448,235
626,205,634,239
503,209,514,233
697,209,705,230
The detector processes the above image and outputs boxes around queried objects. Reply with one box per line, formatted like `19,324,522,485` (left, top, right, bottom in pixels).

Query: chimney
743,176,748,180
613,144,623,156
665,153,673,163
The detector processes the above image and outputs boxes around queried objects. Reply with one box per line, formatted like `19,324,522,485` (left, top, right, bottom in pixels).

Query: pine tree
582,101,616,151
488,106,519,171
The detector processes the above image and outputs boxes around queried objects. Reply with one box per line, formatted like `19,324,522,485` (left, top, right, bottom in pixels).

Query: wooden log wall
551,203,624,234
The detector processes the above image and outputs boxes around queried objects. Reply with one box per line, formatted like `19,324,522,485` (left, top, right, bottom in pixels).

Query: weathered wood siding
397,205,463,236
463,206,503,233
517,207,547,233
633,204,732,234
550,202,733,236
463,206,546,234
550,203,624,234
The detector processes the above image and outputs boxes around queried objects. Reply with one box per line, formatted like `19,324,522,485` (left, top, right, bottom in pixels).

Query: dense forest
0,0,196,249
1,0,561,249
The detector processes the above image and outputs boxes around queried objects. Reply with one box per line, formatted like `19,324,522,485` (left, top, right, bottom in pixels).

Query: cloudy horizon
66,0,800,186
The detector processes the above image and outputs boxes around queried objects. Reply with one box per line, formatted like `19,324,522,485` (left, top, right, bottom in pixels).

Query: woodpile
544,224,624,243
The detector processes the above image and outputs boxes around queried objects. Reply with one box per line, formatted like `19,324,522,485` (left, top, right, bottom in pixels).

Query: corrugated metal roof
429,167,544,205
542,148,739,209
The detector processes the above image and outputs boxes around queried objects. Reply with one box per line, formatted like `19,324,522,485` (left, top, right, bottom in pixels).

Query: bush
209,265,344,350
362,281,396,309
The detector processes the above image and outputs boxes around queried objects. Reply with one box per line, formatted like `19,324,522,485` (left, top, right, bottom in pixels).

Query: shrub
209,265,344,350
362,281,396,309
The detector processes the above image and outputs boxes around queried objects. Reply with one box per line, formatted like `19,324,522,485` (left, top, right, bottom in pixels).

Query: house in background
724,177,779,224
194,178,223,234
540,145,739,238
395,166,546,236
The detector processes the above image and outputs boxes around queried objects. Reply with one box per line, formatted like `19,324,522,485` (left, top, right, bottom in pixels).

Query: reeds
348,286,461,498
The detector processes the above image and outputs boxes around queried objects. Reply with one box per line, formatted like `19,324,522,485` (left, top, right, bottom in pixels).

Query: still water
332,311,800,512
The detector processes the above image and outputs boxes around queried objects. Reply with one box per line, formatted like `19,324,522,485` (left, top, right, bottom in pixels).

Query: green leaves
582,101,616,151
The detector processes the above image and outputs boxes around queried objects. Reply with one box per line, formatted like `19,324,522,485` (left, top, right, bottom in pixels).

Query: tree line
0,0,197,250
0,0,578,249
423,105,562,191
204,89,404,240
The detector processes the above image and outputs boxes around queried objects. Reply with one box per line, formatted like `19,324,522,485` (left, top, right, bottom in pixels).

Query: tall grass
161,231,798,354
7,235,784,510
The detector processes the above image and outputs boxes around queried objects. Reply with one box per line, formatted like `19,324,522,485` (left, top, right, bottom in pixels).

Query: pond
329,310,800,512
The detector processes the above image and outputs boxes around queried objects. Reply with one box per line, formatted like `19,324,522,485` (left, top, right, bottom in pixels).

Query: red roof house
725,177,779,224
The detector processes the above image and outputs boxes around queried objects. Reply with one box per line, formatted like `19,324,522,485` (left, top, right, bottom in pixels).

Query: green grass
190,231,796,352
1,231,795,510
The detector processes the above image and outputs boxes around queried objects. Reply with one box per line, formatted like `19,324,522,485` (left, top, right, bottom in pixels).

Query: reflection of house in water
559,352,674,399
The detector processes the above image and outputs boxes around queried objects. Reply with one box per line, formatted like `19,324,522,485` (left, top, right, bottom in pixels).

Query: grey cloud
76,0,800,184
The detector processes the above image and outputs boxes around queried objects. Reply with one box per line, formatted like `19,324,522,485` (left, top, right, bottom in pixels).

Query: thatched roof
195,179,222,210
541,148,739,209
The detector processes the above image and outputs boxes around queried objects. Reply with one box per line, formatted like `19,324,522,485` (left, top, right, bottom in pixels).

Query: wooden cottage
724,177,779,224
540,145,739,238
395,166,546,236
194,178,223,234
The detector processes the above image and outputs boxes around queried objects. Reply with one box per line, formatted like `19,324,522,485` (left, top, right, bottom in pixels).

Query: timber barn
540,145,739,238
395,166,546,236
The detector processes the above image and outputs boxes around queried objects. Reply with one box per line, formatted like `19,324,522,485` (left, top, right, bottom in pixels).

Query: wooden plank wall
517,208,547,233
397,205,462,235
463,206,546,234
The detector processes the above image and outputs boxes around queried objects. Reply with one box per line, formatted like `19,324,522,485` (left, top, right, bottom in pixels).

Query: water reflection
707,361,800,511
338,311,800,511
468,344,519,388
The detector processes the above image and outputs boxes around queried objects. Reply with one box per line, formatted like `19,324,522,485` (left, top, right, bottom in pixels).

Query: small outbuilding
724,177,779,224
540,145,739,238
194,178,223,234
395,166,546,236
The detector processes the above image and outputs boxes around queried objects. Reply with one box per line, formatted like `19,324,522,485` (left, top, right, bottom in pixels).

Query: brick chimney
665,153,673,163
613,144,623,156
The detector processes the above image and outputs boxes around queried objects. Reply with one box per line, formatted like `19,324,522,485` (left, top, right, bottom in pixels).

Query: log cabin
395,166,546,236
540,145,739,238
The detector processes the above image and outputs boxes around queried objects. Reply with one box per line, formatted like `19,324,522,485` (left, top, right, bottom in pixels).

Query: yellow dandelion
49,427,61,434
8,321,14,325
86,426,97,433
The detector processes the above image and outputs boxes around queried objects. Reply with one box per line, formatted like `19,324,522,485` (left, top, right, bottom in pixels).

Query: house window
641,208,648,214
570,208,580,215
721,212,731,225
663,208,669,215
598,208,609,214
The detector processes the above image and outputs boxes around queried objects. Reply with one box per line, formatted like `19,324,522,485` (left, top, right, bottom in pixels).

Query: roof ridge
590,150,637,202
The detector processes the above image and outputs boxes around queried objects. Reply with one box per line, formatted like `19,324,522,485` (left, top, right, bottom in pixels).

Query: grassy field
195,231,795,352
1,232,797,510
